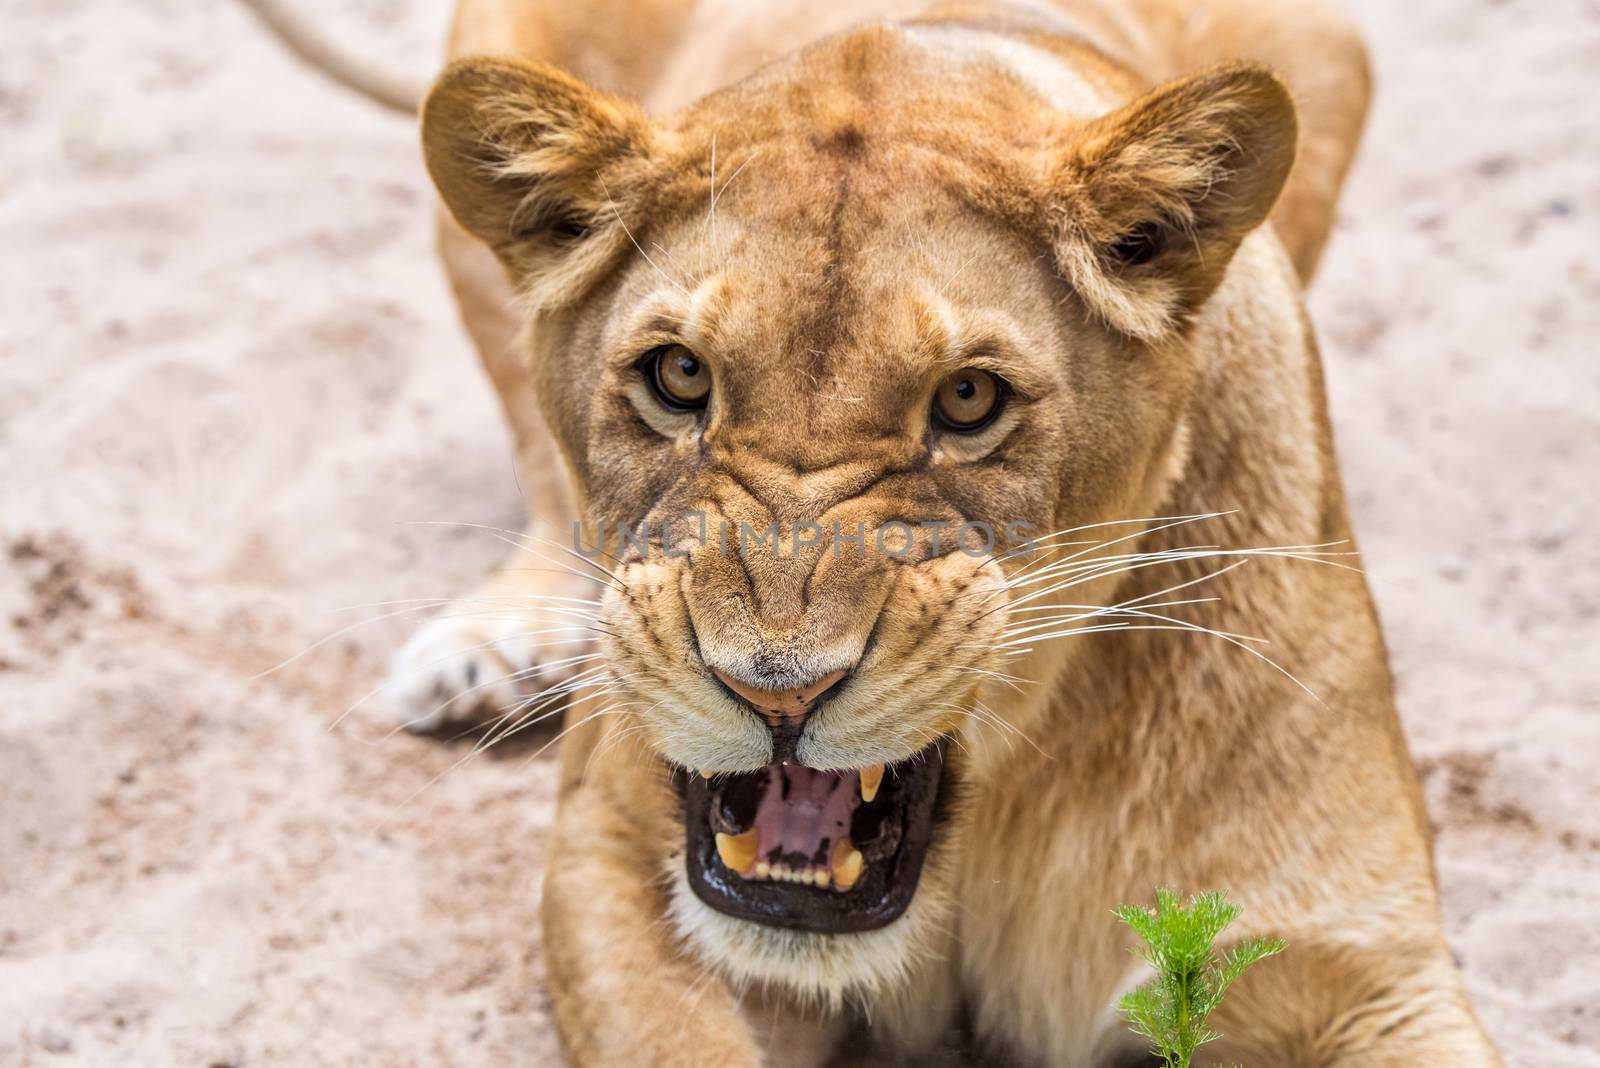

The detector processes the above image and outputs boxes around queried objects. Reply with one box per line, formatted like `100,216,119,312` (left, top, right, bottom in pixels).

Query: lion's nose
712,667,850,721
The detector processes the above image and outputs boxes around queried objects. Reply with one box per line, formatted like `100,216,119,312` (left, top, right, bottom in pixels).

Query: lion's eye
933,369,1003,431
644,345,711,410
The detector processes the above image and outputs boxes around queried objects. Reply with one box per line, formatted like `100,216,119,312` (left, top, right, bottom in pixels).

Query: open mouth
680,743,946,933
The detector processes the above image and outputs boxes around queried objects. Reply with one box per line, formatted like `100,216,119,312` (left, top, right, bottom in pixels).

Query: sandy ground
1,0,1596,1064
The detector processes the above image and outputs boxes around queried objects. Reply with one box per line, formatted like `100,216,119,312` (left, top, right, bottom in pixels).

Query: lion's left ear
422,57,661,308
1047,64,1298,340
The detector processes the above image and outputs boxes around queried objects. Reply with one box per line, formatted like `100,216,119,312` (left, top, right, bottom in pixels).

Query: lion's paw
383,610,590,734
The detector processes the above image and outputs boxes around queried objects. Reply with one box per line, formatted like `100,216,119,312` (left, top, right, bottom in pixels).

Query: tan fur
408,0,1501,1063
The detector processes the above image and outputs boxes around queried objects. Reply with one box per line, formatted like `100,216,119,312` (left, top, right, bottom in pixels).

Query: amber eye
933,369,1003,431
644,345,711,410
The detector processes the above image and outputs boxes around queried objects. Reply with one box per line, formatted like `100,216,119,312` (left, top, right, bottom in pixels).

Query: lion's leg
384,213,597,732
542,716,828,1068
543,790,766,1067
1200,935,1505,1067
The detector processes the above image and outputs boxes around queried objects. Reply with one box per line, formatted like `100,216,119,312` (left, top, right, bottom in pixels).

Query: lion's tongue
752,765,859,868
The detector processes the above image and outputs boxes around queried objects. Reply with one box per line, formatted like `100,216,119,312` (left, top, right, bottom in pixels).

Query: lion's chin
662,740,954,999
665,834,954,1004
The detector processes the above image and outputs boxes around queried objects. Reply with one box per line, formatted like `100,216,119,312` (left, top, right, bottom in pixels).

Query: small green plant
1115,888,1284,1068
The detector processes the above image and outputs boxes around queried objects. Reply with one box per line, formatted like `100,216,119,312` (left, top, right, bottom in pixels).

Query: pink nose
713,667,850,720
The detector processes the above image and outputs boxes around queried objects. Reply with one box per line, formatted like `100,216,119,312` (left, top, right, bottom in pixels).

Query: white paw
383,610,591,734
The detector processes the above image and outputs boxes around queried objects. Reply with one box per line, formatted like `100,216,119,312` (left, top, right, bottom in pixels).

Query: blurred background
0,0,1596,1064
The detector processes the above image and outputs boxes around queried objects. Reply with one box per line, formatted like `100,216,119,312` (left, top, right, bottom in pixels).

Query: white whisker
598,174,690,298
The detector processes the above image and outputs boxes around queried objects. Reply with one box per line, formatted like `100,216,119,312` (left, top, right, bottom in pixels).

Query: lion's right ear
422,57,658,307
1046,64,1297,341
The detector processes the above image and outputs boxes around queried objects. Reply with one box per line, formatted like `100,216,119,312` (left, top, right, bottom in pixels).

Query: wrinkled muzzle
598,479,1011,932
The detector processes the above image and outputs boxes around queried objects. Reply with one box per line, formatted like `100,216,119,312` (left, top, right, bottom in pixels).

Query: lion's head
422,20,1296,997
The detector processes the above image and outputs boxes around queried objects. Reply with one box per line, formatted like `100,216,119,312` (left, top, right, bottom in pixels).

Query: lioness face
582,187,1080,944
424,25,1295,992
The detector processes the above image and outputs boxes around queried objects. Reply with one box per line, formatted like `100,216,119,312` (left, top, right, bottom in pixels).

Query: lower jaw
678,741,947,934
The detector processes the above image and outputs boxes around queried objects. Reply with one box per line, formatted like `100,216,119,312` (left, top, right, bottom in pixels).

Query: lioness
249,0,1505,1061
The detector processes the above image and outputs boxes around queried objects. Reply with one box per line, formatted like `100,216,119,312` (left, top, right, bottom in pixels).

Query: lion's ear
422,57,658,307
1048,64,1297,340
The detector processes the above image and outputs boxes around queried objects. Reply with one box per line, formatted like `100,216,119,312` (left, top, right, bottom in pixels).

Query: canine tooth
831,839,864,890
699,769,714,779
859,763,885,803
715,829,760,875
835,850,863,890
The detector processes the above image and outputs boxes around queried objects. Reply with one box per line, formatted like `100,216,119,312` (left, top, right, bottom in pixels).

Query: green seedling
1115,888,1285,1068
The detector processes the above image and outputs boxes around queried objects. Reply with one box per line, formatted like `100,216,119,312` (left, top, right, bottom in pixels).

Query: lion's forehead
647,17,1134,258
668,18,1125,154
635,32,1106,408
638,187,1062,426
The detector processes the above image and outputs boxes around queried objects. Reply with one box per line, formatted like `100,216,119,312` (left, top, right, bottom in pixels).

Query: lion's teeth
740,860,834,887
834,849,863,890
715,829,760,876
831,838,864,890
699,769,714,779
859,763,884,803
